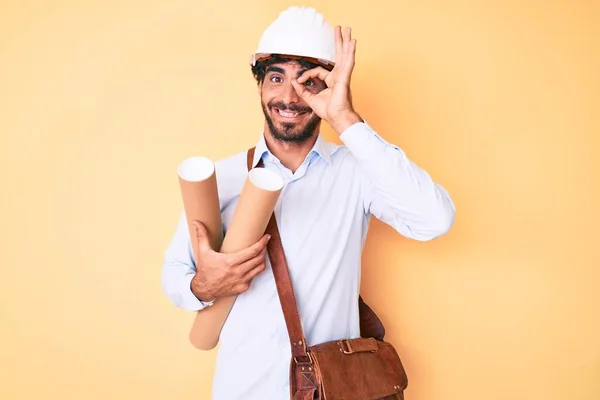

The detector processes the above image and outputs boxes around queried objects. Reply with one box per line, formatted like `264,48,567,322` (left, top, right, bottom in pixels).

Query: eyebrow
265,66,309,78
265,66,285,75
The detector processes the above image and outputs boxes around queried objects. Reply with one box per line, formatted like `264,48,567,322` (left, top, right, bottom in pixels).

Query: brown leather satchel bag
247,148,408,399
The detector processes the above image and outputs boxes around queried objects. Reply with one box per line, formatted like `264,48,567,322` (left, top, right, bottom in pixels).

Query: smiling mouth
273,108,308,119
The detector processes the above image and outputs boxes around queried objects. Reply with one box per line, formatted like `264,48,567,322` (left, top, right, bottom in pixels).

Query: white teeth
277,109,299,117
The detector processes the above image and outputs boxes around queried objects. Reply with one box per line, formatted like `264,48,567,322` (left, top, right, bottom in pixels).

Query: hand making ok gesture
291,26,363,134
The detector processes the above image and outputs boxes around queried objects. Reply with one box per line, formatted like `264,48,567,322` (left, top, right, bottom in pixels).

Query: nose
281,81,300,105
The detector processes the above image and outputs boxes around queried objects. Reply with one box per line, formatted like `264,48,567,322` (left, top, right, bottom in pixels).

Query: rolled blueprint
189,167,284,350
178,157,223,259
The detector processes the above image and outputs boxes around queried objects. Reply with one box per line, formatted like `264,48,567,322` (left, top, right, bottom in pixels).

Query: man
161,6,455,399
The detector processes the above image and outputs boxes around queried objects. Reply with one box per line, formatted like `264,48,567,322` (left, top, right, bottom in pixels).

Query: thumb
191,221,211,253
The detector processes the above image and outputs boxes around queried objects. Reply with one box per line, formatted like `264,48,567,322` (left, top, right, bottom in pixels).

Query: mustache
268,101,312,113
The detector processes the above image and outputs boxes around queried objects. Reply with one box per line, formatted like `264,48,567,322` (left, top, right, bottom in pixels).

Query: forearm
161,211,211,311
339,120,455,240
329,110,363,136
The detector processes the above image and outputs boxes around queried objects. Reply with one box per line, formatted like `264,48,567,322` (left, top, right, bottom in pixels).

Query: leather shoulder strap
246,147,254,171
247,147,310,361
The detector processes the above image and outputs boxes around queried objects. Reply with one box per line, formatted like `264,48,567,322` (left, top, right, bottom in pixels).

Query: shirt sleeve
161,210,212,312
339,121,455,241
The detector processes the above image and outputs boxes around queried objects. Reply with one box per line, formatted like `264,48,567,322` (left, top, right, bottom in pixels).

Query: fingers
240,256,266,282
339,27,356,81
222,250,266,295
334,25,343,66
230,233,271,265
342,26,352,44
234,282,252,294
294,67,330,100
331,26,357,86
334,26,350,68
191,221,212,254
238,247,267,276
291,79,313,103
297,67,330,84
236,257,266,294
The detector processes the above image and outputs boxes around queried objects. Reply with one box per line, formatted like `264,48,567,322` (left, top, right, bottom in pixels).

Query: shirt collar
251,132,338,168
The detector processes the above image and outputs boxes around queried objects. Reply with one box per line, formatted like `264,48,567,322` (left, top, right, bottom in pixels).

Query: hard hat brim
250,53,335,70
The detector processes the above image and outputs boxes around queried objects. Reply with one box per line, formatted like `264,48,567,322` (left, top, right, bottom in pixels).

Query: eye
304,79,315,87
269,75,283,83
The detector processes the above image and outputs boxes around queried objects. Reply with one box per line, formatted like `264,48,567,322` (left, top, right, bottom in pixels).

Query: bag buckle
339,340,353,354
338,339,378,354
293,352,313,365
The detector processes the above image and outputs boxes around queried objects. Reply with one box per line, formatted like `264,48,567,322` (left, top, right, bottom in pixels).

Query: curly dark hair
250,54,333,84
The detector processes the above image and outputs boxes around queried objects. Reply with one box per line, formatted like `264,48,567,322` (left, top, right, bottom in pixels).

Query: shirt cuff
181,273,211,311
339,120,401,160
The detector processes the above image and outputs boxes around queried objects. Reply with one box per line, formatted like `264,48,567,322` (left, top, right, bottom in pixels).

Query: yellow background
1,0,598,399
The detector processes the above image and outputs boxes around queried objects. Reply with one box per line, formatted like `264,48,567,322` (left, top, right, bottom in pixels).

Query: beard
261,100,321,144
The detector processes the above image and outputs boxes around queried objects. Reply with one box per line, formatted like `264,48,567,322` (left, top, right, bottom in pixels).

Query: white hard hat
250,6,336,67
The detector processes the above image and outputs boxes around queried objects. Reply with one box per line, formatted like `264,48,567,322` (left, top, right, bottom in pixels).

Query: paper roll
221,167,284,252
178,157,223,259
189,167,284,350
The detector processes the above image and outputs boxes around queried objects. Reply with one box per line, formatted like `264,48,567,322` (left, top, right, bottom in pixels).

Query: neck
263,124,319,173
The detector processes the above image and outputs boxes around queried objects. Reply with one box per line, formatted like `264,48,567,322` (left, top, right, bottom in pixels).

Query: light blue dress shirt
161,121,455,399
